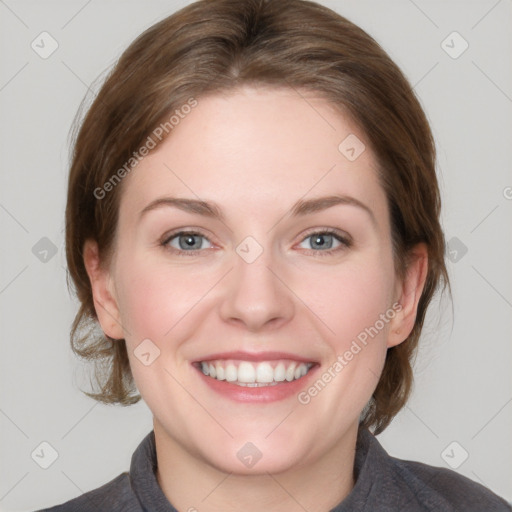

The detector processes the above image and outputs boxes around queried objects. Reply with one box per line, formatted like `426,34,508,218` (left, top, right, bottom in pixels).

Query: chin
209,447,305,476
194,433,314,476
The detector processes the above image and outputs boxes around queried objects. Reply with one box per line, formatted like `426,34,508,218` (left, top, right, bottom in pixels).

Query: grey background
0,0,511,510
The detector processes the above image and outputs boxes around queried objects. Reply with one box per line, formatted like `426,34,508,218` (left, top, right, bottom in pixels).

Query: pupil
313,234,332,249
181,235,199,249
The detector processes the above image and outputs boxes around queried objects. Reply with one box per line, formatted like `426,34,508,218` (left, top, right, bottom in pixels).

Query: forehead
118,86,387,224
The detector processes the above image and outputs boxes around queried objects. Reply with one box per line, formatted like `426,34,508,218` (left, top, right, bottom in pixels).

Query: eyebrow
139,194,377,227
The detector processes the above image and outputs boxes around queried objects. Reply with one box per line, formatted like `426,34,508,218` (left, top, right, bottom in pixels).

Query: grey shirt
39,425,511,511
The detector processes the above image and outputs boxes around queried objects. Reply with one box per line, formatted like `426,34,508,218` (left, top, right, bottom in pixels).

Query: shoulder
36,472,142,512
351,427,511,512
390,455,512,511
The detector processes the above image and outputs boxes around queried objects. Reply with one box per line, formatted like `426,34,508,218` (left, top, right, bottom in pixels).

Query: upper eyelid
299,226,351,240
162,229,214,244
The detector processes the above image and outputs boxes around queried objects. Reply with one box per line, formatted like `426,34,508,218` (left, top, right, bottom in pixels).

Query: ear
83,239,124,340
387,243,429,348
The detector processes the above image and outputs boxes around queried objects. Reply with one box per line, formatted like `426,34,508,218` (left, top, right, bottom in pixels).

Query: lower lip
193,364,319,403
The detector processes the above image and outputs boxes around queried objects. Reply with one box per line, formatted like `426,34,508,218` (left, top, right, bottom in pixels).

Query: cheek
113,256,212,402
113,253,217,345
295,254,396,348
295,258,396,413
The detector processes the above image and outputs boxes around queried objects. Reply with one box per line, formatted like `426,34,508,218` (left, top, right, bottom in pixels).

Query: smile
197,359,316,387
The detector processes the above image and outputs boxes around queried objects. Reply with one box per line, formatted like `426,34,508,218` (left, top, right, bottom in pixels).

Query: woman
41,0,511,510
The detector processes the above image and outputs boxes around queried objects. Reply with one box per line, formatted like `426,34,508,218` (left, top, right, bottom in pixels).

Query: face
86,85,425,475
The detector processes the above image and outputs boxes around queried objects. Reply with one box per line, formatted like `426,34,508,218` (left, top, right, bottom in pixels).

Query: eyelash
160,228,352,257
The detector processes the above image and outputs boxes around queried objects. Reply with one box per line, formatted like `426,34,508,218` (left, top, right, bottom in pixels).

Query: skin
84,85,427,512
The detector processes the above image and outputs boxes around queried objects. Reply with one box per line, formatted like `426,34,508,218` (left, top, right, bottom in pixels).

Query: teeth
199,359,314,385
238,362,256,383
256,362,274,383
215,364,225,380
274,362,286,382
285,362,296,382
226,364,237,382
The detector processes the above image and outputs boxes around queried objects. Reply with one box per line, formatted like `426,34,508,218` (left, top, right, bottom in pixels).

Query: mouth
193,358,317,387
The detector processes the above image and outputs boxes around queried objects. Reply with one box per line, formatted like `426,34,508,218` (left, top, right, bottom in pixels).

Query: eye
160,228,351,256
162,231,213,254
297,229,351,255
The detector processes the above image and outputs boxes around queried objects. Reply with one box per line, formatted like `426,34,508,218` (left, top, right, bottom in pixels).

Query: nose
219,242,295,332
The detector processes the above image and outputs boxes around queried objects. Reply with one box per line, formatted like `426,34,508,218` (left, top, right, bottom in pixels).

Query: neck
154,421,358,512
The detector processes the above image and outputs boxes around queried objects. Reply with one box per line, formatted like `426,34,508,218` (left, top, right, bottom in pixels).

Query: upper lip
194,351,318,364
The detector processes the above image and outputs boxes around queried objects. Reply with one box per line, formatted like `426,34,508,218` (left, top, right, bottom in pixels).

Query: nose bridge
219,235,295,330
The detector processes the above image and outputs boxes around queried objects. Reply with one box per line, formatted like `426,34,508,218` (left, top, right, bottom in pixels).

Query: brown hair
65,0,450,434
